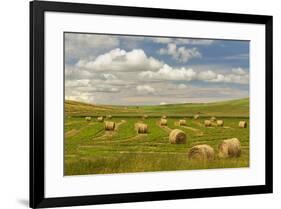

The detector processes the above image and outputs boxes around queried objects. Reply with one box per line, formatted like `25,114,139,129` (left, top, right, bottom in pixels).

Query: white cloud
76,48,163,72
140,65,249,84
65,65,93,80
159,43,201,63
65,90,96,103
197,70,218,81
152,37,173,44
139,64,197,81
65,33,248,105
89,74,131,89
178,39,214,45
136,85,156,94
101,73,118,80
91,85,120,93
232,67,247,75
65,33,119,48
224,53,249,60
65,79,90,87
65,33,119,60
151,37,214,45
177,84,187,89
66,82,120,93
201,68,249,84
209,73,249,84
64,73,124,100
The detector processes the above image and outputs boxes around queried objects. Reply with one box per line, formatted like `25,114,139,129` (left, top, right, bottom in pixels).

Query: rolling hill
65,98,249,117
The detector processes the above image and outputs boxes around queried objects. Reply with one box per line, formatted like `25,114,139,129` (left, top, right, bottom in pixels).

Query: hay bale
210,116,216,122
217,120,224,127
169,129,186,144
97,116,104,122
218,138,241,158
162,115,167,119
85,116,91,121
138,124,148,134
179,119,186,126
104,121,115,131
204,120,211,127
194,114,200,120
106,115,112,119
188,144,215,160
160,119,167,126
239,121,247,128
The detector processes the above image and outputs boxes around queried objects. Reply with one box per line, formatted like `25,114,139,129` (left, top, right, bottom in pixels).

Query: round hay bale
160,119,167,126
204,120,211,127
239,121,247,128
179,119,186,126
85,116,91,121
162,115,167,119
218,138,241,158
97,116,104,122
106,115,112,119
169,129,186,144
104,121,115,131
194,114,200,120
138,124,148,134
217,120,224,127
188,144,215,160
210,116,216,122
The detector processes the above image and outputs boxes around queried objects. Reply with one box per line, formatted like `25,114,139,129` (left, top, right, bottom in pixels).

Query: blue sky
65,33,249,105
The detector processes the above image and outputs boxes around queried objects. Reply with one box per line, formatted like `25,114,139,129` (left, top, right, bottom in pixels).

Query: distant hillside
65,98,249,117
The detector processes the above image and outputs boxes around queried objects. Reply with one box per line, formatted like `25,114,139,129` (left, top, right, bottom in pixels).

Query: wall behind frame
0,0,279,209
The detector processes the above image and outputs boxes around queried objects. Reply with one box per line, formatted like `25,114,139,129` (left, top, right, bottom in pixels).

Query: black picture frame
30,1,273,208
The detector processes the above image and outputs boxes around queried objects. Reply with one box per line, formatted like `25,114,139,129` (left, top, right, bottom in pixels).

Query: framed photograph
30,0,273,208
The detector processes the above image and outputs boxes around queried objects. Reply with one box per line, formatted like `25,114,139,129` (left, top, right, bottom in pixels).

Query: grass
64,98,249,176
65,98,249,117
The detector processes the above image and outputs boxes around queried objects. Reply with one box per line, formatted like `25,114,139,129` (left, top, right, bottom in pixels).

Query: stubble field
64,98,249,175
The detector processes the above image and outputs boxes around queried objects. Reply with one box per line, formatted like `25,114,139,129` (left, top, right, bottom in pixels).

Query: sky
64,33,249,105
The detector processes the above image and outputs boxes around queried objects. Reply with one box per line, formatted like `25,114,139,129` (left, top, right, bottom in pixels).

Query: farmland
64,98,249,176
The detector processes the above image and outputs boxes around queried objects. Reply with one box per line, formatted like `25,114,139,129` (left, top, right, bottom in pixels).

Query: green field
64,98,249,176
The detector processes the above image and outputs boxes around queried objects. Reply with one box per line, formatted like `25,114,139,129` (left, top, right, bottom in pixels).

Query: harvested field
64,98,249,175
